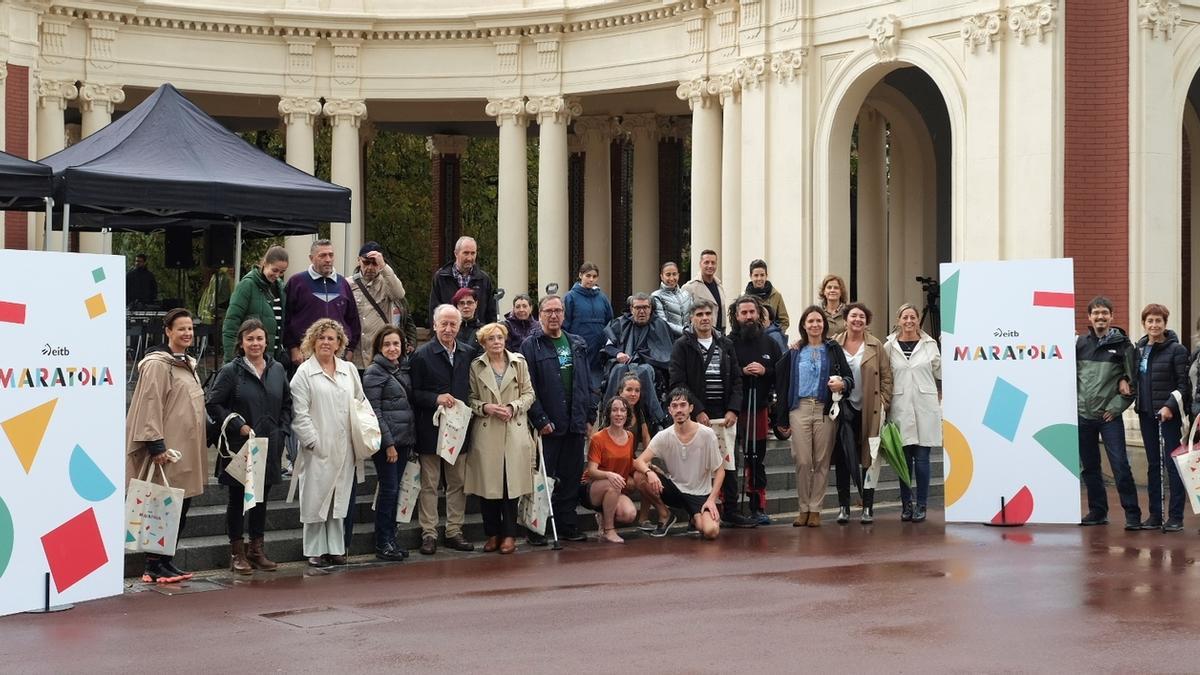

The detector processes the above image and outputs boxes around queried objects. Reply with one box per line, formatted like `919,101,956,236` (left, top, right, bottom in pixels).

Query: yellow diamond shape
85,293,106,319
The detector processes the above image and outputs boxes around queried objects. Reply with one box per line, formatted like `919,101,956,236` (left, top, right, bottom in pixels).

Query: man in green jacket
1076,296,1141,529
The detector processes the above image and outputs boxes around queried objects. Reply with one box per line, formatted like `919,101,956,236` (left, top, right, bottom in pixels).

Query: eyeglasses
541,308,564,315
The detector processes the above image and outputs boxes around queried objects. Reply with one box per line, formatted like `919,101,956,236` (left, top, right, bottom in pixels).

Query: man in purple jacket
284,239,361,365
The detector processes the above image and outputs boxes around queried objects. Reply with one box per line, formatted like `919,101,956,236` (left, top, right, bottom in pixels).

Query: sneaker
754,511,772,526
526,533,548,547
561,528,588,542
683,521,699,536
860,507,874,524
140,559,183,584
912,504,927,523
726,512,759,528
901,503,914,522
636,520,656,532
651,513,678,537
836,506,850,524
1163,519,1184,533
375,543,406,562
1124,516,1142,531
1140,517,1163,530
1079,511,1108,526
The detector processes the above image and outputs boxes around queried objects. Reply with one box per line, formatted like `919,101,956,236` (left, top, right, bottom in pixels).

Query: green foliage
364,133,433,324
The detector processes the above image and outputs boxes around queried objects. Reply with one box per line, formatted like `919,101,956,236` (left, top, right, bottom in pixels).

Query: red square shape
0,300,26,324
40,508,109,593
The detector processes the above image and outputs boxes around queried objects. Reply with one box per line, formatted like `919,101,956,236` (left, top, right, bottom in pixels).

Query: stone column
37,78,77,251
427,134,468,274
527,95,581,296
574,115,614,283
855,107,887,318
767,50,808,332
486,96,529,315
715,74,742,290
77,83,125,254
677,77,722,278
279,96,323,277
624,114,660,295
323,99,367,275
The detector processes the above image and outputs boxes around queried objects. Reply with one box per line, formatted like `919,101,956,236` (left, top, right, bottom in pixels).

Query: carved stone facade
867,14,900,62
484,96,528,126
1139,0,1182,40
78,83,125,115
962,11,1006,54
525,95,582,126
1008,2,1056,45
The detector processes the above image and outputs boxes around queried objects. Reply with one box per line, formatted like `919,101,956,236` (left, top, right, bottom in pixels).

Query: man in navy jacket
521,294,596,543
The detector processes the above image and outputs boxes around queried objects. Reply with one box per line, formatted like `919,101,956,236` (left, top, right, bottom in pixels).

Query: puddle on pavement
145,579,228,596
260,606,375,628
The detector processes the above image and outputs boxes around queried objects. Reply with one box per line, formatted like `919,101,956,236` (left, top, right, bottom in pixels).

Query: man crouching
632,387,724,540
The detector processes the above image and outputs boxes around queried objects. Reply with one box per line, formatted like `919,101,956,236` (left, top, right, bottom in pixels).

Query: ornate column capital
485,96,529,127
676,77,716,110
426,134,469,157
573,115,616,145
770,48,807,85
867,14,901,62
710,72,741,106
961,11,1006,54
622,113,659,144
78,83,125,115
278,96,322,127
1138,1,1182,41
525,95,582,126
322,98,367,128
1008,3,1056,45
36,77,77,111
734,55,769,91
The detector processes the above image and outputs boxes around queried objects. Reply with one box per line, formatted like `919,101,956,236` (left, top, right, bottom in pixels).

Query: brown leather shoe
793,511,809,527
807,511,821,527
230,540,252,575
499,537,516,554
445,534,475,552
419,536,437,555
482,536,499,553
327,554,347,565
246,537,278,571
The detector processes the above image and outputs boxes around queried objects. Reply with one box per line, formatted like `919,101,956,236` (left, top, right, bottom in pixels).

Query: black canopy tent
0,148,53,225
40,83,349,272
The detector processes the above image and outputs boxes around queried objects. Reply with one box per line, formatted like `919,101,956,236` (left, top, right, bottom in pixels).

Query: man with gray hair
430,236,497,323
283,238,361,365
410,303,476,554
601,292,673,426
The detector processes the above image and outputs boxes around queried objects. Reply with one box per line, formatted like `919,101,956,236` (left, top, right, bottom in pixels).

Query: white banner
0,251,126,615
940,259,1080,524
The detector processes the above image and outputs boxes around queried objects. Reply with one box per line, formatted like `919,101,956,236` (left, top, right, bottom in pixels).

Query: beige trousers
419,454,467,539
789,400,836,512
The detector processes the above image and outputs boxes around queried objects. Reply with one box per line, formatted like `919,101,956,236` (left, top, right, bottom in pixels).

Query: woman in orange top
582,396,641,543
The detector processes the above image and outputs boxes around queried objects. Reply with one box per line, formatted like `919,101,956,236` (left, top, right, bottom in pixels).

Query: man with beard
729,295,783,524
601,292,673,426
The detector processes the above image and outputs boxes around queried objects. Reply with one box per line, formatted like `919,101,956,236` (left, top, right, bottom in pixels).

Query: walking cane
538,436,563,550
742,379,757,517
1158,414,1168,534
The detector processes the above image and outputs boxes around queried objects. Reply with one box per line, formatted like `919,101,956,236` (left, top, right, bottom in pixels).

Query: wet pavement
3,507,1200,673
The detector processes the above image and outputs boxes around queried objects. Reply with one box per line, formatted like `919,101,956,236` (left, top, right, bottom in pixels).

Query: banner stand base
982,522,1024,528
981,496,1025,527
25,604,74,614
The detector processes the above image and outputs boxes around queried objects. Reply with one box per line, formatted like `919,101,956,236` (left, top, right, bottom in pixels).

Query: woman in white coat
291,318,363,567
884,303,942,523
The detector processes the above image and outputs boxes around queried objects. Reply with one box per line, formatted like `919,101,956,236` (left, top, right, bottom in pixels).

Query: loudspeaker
204,225,237,268
164,229,193,269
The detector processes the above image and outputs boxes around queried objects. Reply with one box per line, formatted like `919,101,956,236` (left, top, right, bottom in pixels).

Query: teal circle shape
0,496,12,579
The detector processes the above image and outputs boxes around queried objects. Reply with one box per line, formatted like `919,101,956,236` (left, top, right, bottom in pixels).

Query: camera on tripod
916,275,939,297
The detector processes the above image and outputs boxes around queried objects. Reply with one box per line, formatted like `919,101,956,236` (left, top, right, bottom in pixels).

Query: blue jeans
898,445,931,507
372,447,403,549
1138,414,1186,521
1078,415,1140,519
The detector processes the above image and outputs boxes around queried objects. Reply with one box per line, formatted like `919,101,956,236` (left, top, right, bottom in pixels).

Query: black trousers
480,470,518,538
542,433,585,531
227,483,271,540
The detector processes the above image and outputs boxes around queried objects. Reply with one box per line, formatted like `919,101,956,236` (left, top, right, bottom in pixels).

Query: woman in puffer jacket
362,326,416,561
650,261,692,338
564,261,614,386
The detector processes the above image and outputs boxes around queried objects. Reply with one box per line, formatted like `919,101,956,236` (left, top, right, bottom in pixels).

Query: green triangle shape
1034,423,1080,477
941,270,960,335
125,530,136,543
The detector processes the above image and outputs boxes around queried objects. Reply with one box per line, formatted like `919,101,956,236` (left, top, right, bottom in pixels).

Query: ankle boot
230,540,253,575
246,537,278,571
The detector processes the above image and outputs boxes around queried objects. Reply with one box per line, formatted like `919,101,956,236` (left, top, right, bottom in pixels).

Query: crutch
742,379,757,516
1158,414,1168,533
538,436,563,550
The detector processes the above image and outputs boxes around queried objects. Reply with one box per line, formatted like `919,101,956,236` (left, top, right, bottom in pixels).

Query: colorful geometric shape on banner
0,301,26,325
40,508,108,593
84,293,107,319
990,486,1034,525
940,270,960,335
2,398,58,474
91,267,106,283
0,496,12,579
982,378,1027,441
69,444,117,502
1033,424,1081,477
1032,291,1074,309
942,420,974,507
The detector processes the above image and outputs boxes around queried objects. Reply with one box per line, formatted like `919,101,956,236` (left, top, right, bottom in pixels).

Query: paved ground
3,505,1200,673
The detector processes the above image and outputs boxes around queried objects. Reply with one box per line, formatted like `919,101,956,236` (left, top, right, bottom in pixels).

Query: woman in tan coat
832,303,893,523
466,322,536,554
125,308,207,584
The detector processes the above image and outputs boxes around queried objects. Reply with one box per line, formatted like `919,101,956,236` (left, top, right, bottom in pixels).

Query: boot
860,489,875,523
246,537,278,571
230,539,253,575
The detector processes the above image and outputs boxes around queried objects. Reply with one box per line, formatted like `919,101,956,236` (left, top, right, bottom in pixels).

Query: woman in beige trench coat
466,322,536,554
125,308,207,584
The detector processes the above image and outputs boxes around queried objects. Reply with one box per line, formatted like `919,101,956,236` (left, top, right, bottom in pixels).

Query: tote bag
124,459,185,556
396,458,422,523
432,398,471,465
217,414,268,513
1171,416,1200,515
349,374,382,462
518,437,556,535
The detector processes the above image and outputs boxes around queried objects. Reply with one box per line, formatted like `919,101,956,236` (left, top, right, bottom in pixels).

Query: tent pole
62,203,70,253
234,220,242,279
43,197,53,251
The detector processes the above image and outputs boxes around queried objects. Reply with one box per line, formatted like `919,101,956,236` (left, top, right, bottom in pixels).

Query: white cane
538,437,563,550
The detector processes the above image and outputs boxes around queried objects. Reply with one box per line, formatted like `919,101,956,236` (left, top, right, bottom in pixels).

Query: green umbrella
878,421,912,487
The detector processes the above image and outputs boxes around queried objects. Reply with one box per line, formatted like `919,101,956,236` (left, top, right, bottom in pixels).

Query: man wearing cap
351,242,416,370
430,236,498,323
